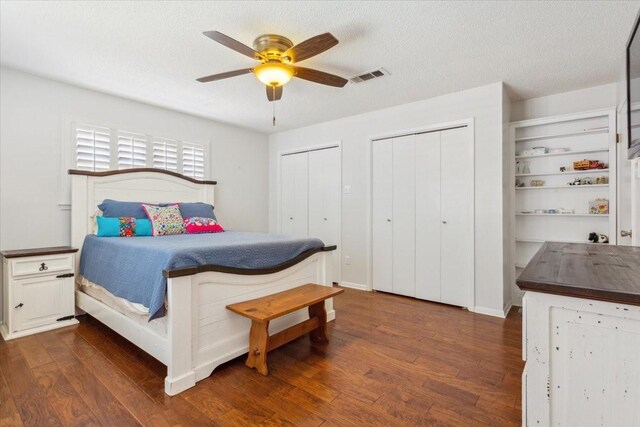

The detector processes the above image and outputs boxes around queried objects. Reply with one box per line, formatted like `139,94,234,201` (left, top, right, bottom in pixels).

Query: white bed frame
70,169,334,395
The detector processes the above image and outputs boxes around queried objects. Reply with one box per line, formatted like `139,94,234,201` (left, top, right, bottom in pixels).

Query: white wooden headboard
70,169,216,251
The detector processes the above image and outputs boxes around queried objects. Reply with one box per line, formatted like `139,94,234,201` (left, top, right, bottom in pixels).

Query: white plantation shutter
117,132,147,169
182,143,205,179
75,125,111,171
152,138,178,171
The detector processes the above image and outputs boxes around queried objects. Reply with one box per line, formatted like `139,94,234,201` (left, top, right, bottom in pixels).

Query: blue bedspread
79,232,325,320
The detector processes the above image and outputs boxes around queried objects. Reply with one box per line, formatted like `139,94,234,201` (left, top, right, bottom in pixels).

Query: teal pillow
96,217,152,237
96,216,120,237
136,219,152,236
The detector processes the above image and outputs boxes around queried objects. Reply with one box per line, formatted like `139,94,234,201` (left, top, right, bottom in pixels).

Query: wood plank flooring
0,288,524,426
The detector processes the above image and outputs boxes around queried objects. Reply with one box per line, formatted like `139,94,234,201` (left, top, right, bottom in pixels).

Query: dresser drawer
11,254,74,277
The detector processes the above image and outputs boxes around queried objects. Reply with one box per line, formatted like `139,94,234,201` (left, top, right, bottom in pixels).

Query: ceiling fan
196,31,348,102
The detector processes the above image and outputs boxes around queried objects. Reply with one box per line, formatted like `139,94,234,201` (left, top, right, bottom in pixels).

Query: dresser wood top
517,242,640,306
1,246,78,259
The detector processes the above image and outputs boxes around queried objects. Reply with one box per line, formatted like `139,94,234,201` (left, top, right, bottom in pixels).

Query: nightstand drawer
11,254,73,278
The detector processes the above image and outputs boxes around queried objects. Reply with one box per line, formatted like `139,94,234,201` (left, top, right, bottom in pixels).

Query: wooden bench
226,284,344,375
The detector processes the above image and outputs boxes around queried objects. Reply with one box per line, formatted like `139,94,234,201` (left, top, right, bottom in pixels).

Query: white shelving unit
508,109,617,304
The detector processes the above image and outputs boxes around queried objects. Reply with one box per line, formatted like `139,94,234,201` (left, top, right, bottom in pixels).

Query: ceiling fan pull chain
273,86,277,126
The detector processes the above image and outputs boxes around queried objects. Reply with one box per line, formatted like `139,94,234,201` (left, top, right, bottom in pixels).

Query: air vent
350,68,390,84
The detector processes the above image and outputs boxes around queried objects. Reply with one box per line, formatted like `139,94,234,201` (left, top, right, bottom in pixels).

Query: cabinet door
415,132,442,301
372,140,393,292
440,127,473,307
391,135,416,297
280,153,296,235
12,276,74,332
293,152,309,236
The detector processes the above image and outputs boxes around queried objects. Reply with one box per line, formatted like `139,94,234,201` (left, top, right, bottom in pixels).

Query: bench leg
246,320,269,375
308,301,328,343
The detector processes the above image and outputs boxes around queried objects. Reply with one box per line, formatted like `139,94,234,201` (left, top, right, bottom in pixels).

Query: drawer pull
56,273,75,279
39,262,48,271
15,303,23,309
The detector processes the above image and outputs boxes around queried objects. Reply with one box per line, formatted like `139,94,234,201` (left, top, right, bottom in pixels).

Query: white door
308,147,341,281
372,140,393,292
415,132,442,301
12,276,74,332
280,153,296,235
439,127,473,307
391,135,416,297
280,152,309,237
632,158,640,246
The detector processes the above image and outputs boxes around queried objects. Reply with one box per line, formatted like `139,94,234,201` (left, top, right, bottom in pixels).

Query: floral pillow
142,204,185,236
184,217,225,234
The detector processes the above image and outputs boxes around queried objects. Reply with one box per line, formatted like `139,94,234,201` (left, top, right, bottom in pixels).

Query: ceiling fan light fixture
254,62,294,87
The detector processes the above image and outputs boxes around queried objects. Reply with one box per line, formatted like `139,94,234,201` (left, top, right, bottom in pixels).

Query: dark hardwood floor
0,288,523,426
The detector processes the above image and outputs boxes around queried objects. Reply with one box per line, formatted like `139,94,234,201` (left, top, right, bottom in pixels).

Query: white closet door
391,135,416,297
280,153,296,235
415,132,442,301
439,127,472,307
293,152,309,236
308,147,341,281
372,140,393,292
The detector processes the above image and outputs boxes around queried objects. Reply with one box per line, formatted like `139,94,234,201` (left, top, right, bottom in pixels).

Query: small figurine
582,177,593,185
515,179,525,188
569,178,582,186
560,166,567,172
530,179,544,187
588,232,609,244
595,176,608,184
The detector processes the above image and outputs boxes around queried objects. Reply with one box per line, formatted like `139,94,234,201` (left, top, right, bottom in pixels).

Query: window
75,125,111,171
182,143,205,179
117,131,147,169
73,123,208,178
153,138,178,171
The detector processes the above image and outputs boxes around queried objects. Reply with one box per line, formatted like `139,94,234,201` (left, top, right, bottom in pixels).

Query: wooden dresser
517,242,640,426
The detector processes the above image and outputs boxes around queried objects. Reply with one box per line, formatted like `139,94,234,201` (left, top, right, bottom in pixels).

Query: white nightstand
1,246,79,340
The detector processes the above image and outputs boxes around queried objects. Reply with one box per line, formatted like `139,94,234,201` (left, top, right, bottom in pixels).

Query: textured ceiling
1,1,638,133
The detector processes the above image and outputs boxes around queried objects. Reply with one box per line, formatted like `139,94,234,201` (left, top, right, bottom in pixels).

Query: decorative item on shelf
559,208,574,214
560,166,567,172
548,209,558,214
573,159,591,170
515,161,522,174
520,147,548,157
596,162,608,169
534,209,548,214
569,178,583,186
530,179,545,187
582,177,593,185
548,148,569,154
589,198,609,215
515,178,525,188
522,161,531,174
595,176,608,184
588,232,609,244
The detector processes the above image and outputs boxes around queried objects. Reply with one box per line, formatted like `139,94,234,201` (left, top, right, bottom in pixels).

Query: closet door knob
386,219,391,222
289,217,293,220
323,217,327,221
442,220,447,224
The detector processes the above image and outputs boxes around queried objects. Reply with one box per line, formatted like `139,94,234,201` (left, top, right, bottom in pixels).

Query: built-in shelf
514,127,608,143
515,168,609,177
516,238,608,245
516,184,609,190
515,148,608,160
516,213,609,217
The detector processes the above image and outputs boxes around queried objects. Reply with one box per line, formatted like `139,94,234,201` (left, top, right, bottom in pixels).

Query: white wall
269,82,508,316
0,66,270,253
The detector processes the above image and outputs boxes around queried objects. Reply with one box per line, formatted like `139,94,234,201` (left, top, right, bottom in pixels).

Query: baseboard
339,281,369,291
471,305,508,319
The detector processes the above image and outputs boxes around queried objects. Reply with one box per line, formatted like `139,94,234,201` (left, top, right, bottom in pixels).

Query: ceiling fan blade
294,67,348,88
196,68,253,83
203,31,263,60
283,33,338,63
266,85,283,102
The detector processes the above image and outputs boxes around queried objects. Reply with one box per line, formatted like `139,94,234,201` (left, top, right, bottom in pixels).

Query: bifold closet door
372,140,393,293
439,127,472,307
415,132,442,301
391,135,416,297
280,152,309,237
308,147,341,281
